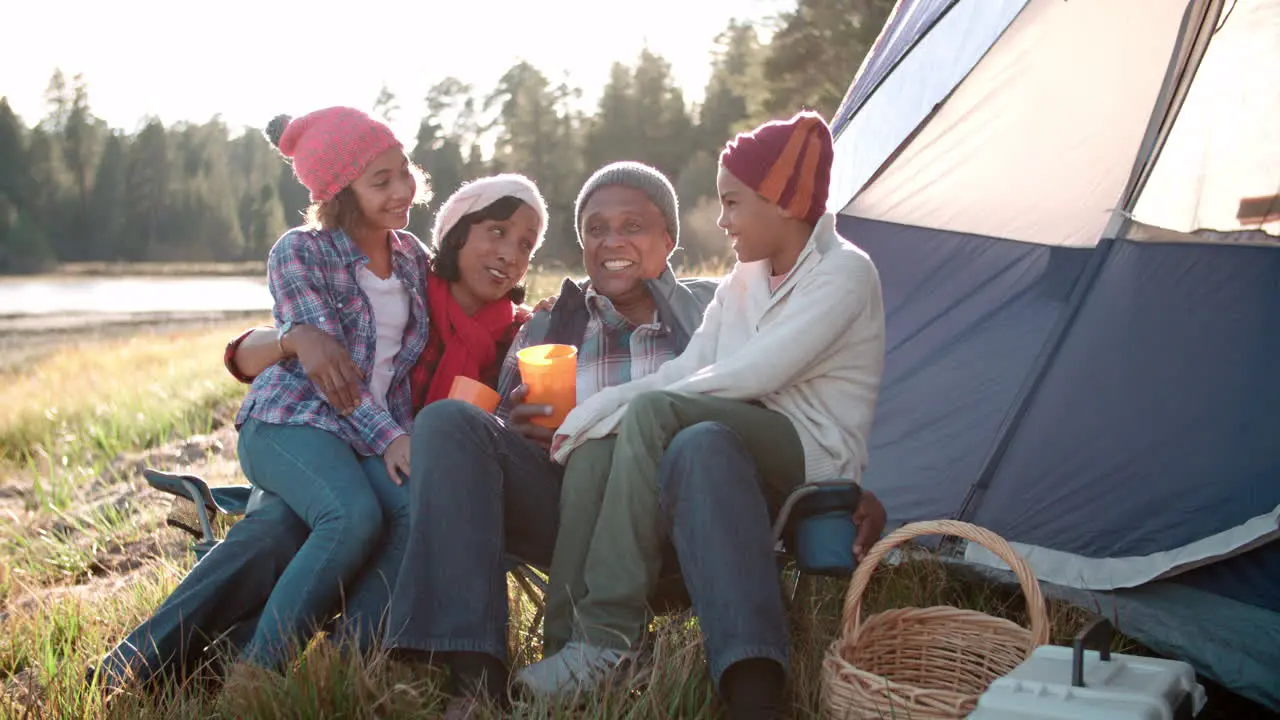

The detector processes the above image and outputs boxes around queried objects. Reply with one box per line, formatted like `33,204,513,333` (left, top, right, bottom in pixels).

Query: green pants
543,390,805,653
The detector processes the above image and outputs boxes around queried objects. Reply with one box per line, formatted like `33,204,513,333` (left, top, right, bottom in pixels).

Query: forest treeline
0,0,891,274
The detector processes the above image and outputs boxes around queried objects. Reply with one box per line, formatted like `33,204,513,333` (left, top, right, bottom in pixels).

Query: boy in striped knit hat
517,112,887,718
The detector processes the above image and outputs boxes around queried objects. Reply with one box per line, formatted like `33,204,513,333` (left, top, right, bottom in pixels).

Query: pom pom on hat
719,110,834,226
264,114,292,152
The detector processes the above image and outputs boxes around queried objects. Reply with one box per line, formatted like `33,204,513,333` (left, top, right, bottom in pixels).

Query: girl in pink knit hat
223,107,549,676
226,106,434,675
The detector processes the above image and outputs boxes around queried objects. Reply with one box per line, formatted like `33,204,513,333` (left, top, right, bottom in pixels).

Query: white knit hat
431,173,549,253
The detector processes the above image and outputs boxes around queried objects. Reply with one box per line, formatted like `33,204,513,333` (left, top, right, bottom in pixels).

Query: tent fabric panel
968,238,1280,570
1132,0,1280,237
837,215,1091,524
965,508,1280,591
830,0,959,137
850,0,1191,248
828,0,1028,212
1118,0,1221,216
1173,539,1280,614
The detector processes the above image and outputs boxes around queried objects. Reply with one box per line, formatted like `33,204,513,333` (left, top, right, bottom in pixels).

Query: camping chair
144,469,253,560
143,468,862,640
141,467,550,611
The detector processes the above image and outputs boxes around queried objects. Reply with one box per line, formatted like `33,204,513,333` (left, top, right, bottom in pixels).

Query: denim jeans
383,400,563,662
237,418,409,670
660,421,796,687
95,489,309,689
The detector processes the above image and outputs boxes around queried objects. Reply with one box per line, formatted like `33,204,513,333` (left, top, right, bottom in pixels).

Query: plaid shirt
495,284,678,422
236,227,431,456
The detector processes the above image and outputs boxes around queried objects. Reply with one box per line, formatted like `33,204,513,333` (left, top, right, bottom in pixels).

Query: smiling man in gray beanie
556,160,710,345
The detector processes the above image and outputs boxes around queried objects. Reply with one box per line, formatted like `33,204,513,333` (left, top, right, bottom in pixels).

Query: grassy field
0,271,1270,718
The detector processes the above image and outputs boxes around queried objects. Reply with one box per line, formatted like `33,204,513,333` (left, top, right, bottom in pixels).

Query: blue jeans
659,421,793,687
383,400,563,661
237,419,410,669
96,489,309,688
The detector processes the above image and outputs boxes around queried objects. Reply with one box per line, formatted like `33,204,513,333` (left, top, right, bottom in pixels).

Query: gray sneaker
514,641,641,699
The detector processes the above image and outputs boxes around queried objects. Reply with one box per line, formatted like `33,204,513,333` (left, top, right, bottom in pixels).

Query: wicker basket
821,519,1050,720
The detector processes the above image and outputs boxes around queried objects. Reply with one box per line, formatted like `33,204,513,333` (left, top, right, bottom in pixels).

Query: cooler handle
1071,616,1114,688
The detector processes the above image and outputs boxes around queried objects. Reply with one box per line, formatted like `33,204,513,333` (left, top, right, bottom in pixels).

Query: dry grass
0,321,260,514
0,550,1107,718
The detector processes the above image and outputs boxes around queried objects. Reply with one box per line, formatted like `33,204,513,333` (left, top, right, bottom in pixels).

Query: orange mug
516,344,578,428
447,375,501,414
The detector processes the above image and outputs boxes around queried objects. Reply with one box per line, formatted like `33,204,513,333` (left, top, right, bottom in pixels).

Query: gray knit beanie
574,161,679,247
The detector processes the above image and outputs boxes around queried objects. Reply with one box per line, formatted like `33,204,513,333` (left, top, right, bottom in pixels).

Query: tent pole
950,0,1220,532
832,0,965,138
950,234,1117,528
1123,0,1223,209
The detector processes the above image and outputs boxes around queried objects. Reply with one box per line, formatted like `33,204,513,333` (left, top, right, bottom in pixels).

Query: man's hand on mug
506,384,555,447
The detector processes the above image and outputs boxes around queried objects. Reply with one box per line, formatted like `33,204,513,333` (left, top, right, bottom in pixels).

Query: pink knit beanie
265,107,402,203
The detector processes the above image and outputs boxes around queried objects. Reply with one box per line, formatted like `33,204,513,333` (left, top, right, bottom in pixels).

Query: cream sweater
550,213,886,484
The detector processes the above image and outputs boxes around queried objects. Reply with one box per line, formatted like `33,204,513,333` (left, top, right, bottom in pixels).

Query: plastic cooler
969,618,1206,719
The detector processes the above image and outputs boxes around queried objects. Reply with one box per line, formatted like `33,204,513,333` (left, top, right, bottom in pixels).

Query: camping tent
827,0,1279,709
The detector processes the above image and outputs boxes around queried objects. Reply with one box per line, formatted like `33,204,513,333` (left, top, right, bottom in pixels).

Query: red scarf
410,273,526,412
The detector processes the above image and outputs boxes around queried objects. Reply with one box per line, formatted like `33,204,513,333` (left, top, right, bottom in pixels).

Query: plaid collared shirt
495,284,678,422
236,226,431,456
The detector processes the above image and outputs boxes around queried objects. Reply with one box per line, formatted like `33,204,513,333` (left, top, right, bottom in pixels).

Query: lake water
0,276,273,316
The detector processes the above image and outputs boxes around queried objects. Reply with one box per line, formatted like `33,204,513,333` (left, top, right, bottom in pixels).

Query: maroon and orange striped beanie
718,111,834,226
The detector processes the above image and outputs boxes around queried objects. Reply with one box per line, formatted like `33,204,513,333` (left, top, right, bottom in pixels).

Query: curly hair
431,195,530,305
303,163,430,232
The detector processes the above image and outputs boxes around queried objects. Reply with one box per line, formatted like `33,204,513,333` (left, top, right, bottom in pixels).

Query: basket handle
840,519,1050,648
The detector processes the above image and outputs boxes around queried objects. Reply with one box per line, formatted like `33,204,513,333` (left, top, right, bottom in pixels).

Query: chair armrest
209,486,253,517
771,480,863,547
143,468,223,545
143,468,254,545
143,469,221,512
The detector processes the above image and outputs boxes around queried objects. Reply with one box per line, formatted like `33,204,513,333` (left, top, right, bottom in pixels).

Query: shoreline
0,261,267,279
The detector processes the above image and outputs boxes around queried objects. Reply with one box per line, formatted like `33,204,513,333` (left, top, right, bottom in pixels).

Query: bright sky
2,0,791,142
